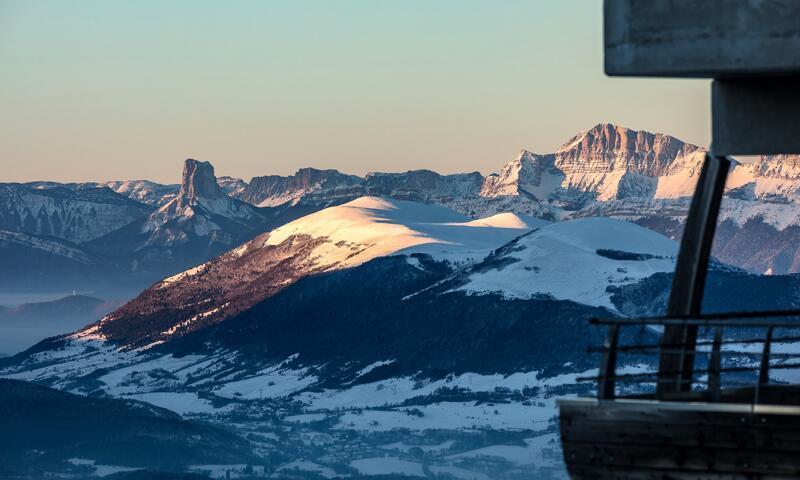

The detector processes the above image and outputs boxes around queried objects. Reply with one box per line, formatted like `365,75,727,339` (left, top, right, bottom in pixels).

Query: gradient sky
0,0,710,184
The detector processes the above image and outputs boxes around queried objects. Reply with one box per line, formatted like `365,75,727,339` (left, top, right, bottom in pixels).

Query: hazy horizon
1,0,710,184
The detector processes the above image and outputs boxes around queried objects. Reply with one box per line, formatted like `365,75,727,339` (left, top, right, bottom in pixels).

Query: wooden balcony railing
580,310,800,403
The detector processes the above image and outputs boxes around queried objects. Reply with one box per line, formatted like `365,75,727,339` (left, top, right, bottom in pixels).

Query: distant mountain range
3,123,799,301
4,123,800,477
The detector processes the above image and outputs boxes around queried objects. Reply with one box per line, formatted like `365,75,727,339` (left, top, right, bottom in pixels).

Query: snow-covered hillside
453,218,677,309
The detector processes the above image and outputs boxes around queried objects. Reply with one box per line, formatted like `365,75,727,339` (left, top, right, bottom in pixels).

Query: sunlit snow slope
454,217,677,309
262,196,548,268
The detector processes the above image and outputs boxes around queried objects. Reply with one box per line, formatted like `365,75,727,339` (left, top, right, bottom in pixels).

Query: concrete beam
712,79,800,156
605,0,800,78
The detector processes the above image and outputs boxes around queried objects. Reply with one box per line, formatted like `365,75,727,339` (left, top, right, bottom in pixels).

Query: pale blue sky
0,0,709,183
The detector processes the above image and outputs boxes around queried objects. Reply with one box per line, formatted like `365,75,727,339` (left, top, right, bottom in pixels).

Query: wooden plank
559,399,800,478
564,442,800,475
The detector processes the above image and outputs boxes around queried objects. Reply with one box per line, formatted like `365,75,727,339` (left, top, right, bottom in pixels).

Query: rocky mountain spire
178,159,222,205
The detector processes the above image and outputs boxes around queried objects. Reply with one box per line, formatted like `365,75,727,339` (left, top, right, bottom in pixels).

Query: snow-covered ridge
263,196,542,269
455,217,677,309
0,183,152,244
103,180,179,207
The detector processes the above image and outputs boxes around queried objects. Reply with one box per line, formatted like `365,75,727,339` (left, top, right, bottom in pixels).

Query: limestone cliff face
242,167,363,207
136,159,267,250
178,159,223,206
555,123,702,176
480,123,706,204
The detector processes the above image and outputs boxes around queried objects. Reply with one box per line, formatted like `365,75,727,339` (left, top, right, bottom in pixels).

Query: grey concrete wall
605,0,800,78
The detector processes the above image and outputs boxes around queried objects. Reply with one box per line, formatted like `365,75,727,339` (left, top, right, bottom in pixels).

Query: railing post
755,326,774,404
708,327,722,401
598,324,620,400
658,153,731,397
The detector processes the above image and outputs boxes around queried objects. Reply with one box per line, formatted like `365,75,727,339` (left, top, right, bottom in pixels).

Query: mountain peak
555,123,702,177
179,159,222,204
557,123,645,153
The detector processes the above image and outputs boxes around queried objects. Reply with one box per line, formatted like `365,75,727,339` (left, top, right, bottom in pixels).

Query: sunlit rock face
178,159,224,204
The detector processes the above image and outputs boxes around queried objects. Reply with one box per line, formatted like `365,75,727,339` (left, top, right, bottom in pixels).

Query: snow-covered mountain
220,125,800,261
214,124,709,223
216,175,248,199
83,159,274,282
140,159,266,248
473,122,800,274
0,160,281,296
240,168,363,207
4,199,673,379
88,197,544,348
566,141,800,274
480,124,706,207
448,218,677,310
102,179,179,207
0,183,152,243
5,121,800,305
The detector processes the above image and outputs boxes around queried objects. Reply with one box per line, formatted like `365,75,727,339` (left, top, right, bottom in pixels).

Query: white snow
454,212,549,229
350,457,425,477
355,359,396,379
105,179,178,206
160,304,225,336
158,262,209,287
717,197,800,230
480,150,564,200
263,196,534,269
653,150,706,199
455,217,677,309
213,364,317,400
125,391,223,415
276,460,339,478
